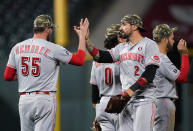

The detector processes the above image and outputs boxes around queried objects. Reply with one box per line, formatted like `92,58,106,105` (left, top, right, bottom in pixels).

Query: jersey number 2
134,65,139,76
105,67,112,85
21,57,41,77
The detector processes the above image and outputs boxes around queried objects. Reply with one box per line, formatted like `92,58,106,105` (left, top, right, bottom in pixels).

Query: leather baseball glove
105,91,130,114
91,120,101,131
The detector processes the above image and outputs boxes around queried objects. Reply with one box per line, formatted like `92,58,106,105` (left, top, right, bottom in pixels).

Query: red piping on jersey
164,99,169,131
150,102,155,129
4,66,16,81
176,54,189,83
69,49,85,66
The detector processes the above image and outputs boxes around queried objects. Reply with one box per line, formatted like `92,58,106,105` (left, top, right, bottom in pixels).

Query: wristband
90,47,99,56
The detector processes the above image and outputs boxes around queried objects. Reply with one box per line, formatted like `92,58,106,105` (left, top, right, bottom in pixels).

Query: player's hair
33,27,46,33
104,35,118,49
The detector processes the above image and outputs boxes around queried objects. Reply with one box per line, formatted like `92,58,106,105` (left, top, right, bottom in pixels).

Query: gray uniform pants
19,92,57,131
96,96,119,131
153,98,175,131
119,101,156,131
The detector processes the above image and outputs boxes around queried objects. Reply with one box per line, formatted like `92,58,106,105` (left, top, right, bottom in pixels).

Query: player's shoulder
11,38,31,49
46,41,66,50
143,37,157,45
159,53,173,66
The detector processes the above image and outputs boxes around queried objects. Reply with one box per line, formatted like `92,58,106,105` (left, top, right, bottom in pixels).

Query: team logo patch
138,47,142,51
151,55,160,63
173,69,177,73
65,50,69,55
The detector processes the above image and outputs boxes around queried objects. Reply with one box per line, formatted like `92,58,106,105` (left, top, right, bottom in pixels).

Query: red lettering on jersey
20,45,24,53
43,49,50,56
94,62,102,68
132,53,137,61
39,47,45,55
15,46,19,54
25,45,30,53
127,53,131,60
31,45,35,53
119,53,144,63
34,45,39,54
140,55,143,63
115,61,120,65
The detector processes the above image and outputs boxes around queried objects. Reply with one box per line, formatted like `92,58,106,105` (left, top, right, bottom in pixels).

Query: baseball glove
105,91,130,114
91,120,101,131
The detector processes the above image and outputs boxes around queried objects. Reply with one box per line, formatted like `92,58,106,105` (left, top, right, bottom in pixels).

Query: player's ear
132,25,138,31
44,27,50,33
161,37,168,43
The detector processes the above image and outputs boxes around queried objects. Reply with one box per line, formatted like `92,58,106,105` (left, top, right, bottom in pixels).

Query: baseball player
152,24,190,131
86,14,160,131
90,24,126,131
4,14,89,131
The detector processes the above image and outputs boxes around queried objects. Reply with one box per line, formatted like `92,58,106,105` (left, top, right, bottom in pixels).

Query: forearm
92,84,100,104
176,54,190,83
86,39,113,63
86,39,100,60
78,35,86,51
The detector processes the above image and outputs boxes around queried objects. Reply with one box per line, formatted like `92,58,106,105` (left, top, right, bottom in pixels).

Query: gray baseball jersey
153,53,179,131
7,38,72,92
153,53,180,99
90,61,122,96
109,37,160,102
108,37,160,131
7,38,72,131
90,61,122,131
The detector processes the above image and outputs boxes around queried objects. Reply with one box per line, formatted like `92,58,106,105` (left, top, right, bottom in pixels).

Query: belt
20,91,50,95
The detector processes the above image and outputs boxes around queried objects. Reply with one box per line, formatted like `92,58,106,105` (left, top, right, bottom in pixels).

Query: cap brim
51,24,58,28
138,27,147,33
171,27,177,33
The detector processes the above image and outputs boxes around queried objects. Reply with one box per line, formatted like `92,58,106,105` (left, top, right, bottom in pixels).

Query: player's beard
47,31,52,41
119,31,129,39
166,41,173,52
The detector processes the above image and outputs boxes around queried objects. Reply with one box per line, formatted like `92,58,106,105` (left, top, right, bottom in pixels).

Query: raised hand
177,39,188,54
74,18,89,39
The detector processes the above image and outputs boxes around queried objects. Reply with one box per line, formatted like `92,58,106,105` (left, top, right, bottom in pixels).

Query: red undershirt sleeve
176,54,190,83
69,49,85,66
4,66,16,81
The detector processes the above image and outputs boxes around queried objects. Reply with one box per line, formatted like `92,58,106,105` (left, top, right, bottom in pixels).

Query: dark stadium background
0,0,192,130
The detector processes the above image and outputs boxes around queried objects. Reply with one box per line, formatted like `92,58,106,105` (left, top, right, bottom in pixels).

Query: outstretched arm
69,18,89,66
176,39,190,83
85,29,114,63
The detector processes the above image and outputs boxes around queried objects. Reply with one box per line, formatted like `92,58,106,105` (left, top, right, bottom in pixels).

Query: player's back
153,54,179,99
11,38,71,92
90,61,122,96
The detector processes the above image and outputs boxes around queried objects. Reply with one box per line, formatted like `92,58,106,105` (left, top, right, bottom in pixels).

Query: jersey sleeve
90,62,97,85
7,47,16,69
144,41,160,67
52,44,72,64
108,43,124,62
159,56,180,81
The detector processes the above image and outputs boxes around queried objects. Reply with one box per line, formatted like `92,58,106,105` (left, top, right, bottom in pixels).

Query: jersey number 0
21,56,41,77
104,67,112,86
